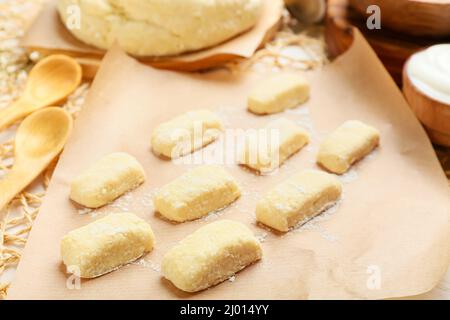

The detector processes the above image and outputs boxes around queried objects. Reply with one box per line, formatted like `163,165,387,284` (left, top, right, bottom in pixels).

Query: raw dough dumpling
256,170,342,232
154,165,241,222
240,118,309,174
162,220,262,292
70,152,146,208
61,212,155,278
57,0,263,57
317,120,380,174
151,109,224,159
248,73,310,114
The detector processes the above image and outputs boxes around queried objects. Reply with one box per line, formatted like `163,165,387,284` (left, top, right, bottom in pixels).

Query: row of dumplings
62,74,380,293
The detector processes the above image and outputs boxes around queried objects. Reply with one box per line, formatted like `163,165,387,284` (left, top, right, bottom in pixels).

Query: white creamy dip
408,44,450,105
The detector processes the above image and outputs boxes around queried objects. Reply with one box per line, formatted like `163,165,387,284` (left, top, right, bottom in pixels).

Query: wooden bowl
350,0,450,38
403,52,450,147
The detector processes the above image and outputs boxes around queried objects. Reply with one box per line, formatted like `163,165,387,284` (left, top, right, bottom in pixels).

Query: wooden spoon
0,108,73,216
0,55,81,131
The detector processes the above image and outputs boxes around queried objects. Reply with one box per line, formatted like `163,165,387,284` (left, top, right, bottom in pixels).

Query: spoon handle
0,169,32,221
0,99,35,131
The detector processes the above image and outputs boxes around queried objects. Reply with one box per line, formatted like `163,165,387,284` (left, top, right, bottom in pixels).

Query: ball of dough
57,0,263,57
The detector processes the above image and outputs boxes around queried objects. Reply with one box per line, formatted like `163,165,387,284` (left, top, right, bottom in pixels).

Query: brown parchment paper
21,0,282,75
8,30,450,300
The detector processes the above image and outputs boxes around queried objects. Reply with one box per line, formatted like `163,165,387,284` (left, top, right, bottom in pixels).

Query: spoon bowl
0,108,73,216
15,107,73,162
24,54,82,107
350,0,450,38
403,55,450,146
0,55,81,131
